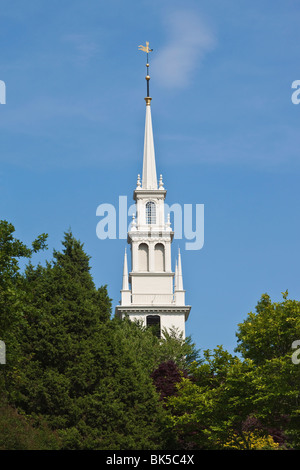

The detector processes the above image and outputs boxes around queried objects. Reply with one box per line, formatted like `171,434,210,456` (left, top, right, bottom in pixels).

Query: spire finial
138,41,153,105
159,174,164,189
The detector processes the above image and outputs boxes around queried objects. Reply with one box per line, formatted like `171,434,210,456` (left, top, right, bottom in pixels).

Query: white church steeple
142,103,157,190
115,42,191,339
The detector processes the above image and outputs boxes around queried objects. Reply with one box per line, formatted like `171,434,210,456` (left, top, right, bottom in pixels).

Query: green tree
113,317,201,376
235,291,300,364
0,220,47,392
165,292,300,450
235,292,300,448
165,347,256,449
0,224,200,450
12,231,167,449
0,394,60,450
165,347,282,449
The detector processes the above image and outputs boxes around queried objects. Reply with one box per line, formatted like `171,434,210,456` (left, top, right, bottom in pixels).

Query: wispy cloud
159,123,300,170
152,10,216,89
62,34,99,66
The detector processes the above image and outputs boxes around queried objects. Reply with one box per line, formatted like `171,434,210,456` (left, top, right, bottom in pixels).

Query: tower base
115,305,191,339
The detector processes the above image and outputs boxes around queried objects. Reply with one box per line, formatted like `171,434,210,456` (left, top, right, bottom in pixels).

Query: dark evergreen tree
0,220,47,394
13,231,166,449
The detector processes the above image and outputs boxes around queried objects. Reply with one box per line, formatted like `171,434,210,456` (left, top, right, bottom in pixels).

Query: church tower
115,43,191,338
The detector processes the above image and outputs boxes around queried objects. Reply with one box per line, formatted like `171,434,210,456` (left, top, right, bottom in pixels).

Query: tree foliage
8,230,170,450
151,360,188,402
164,293,300,450
0,221,47,390
2,219,300,450
0,225,198,449
235,291,300,364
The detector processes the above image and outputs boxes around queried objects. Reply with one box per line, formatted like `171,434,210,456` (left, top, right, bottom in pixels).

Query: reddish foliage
151,361,188,401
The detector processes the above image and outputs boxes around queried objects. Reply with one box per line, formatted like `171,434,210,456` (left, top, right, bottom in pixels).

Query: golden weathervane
138,41,153,54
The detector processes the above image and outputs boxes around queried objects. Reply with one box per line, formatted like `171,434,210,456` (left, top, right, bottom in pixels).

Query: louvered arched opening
138,243,149,271
154,243,165,272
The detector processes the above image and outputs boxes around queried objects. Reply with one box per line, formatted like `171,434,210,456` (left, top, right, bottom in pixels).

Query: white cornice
133,189,167,201
115,305,191,321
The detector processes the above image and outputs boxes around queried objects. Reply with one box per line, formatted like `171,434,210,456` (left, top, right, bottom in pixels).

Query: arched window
154,243,165,271
146,315,161,338
138,243,149,271
146,201,156,225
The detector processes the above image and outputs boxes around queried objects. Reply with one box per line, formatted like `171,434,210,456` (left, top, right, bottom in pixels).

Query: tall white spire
174,259,178,292
120,248,131,305
142,102,157,190
139,41,157,190
174,248,185,306
177,248,184,291
122,248,129,291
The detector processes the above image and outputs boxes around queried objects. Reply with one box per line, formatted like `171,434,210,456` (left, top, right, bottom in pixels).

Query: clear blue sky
1,0,300,355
